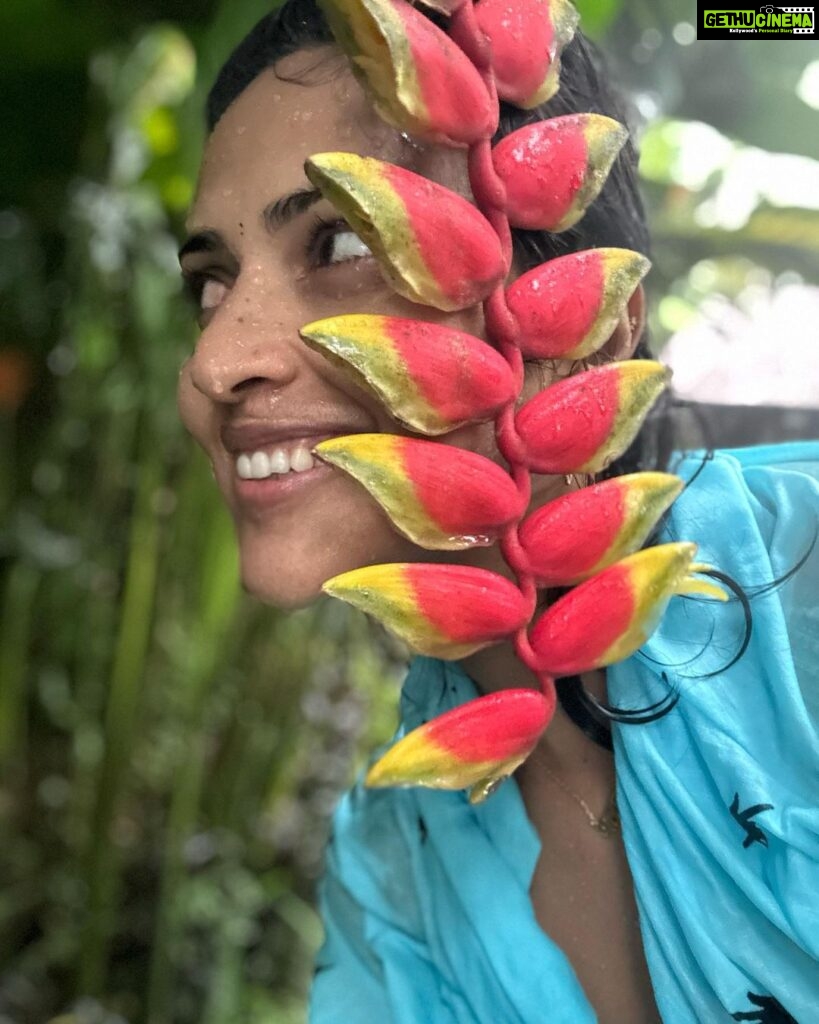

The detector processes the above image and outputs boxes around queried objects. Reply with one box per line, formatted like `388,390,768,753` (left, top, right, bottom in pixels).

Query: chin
237,545,333,611
229,476,428,610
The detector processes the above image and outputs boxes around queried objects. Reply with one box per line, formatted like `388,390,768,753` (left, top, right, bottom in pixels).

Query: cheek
231,469,424,609
443,419,500,464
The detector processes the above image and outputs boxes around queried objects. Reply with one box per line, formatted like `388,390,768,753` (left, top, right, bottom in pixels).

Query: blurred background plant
0,1,817,1022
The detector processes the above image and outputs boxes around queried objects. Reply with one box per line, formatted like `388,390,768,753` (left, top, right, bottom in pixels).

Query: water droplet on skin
399,131,423,151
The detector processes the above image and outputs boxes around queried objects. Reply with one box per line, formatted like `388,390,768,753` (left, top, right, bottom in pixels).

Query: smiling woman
177,2,819,1023
178,52,498,608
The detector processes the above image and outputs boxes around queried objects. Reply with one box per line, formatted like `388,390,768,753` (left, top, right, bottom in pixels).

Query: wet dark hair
204,1,700,744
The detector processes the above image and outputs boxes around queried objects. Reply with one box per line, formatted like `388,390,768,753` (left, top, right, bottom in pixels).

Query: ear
598,283,646,362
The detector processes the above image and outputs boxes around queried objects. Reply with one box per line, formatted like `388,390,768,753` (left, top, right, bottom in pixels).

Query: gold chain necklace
535,758,621,837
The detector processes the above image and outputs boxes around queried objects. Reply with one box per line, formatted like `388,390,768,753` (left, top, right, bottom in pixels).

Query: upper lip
220,420,367,455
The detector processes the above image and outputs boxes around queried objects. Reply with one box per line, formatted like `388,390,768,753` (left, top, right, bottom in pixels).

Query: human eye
306,214,372,269
182,272,230,324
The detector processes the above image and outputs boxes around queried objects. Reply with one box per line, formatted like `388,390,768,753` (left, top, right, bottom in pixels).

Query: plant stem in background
0,562,40,773
79,433,163,997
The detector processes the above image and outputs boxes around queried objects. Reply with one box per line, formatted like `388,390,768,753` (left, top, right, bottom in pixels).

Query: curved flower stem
450,1,552,703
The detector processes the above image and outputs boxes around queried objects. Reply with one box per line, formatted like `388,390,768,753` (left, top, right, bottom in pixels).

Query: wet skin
179,48,512,610
178,45,658,1023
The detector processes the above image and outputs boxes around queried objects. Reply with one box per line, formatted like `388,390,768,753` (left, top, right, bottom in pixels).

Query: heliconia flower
493,115,629,232
474,0,579,108
322,563,531,659
516,360,670,475
314,433,525,549
305,153,505,311
529,542,728,676
518,473,684,587
299,314,517,435
505,248,651,361
317,0,496,146
366,688,554,803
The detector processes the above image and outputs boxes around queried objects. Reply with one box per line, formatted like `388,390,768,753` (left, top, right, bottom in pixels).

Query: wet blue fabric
309,442,819,1023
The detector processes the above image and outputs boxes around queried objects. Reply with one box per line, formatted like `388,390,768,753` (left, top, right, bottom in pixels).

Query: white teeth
290,447,314,473
235,442,318,480
251,452,271,478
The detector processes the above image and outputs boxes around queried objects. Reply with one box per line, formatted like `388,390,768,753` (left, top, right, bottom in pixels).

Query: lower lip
233,460,335,509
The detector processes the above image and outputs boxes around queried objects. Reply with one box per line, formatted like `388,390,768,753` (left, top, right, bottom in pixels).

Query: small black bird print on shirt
729,792,774,848
731,991,797,1022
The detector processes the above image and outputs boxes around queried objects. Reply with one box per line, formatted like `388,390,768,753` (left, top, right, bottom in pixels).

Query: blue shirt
310,443,819,1023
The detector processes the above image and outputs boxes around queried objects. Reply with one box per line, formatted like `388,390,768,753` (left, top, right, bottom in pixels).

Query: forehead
190,46,471,228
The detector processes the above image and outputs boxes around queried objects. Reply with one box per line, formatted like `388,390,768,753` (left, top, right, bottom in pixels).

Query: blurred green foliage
1,3,405,1022
1,1,817,1022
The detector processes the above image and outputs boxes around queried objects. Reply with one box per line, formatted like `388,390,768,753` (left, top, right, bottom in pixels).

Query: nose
186,270,300,404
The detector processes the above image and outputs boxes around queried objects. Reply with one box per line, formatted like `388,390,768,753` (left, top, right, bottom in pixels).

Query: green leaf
573,0,621,38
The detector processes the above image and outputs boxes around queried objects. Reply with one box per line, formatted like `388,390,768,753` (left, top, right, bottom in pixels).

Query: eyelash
305,213,364,269
182,273,208,310
182,216,365,315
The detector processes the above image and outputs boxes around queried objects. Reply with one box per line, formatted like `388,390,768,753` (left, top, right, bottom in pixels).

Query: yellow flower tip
677,570,730,602
553,0,581,48
619,358,672,396
521,0,580,107
320,564,386,601
304,151,382,252
366,750,526,801
549,115,629,232
585,114,630,154
600,248,653,296
312,433,387,464
363,731,492,792
298,317,330,340
319,0,495,146
467,758,528,804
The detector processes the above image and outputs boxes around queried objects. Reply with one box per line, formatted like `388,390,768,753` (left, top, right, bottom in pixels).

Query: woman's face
178,47,556,609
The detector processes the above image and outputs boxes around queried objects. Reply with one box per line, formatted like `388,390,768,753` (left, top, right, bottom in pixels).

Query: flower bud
519,473,684,587
515,361,671,475
506,248,651,361
493,114,628,232
366,689,553,803
314,434,525,549
322,562,531,659
300,314,517,434
474,0,579,108
305,152,505,310
529,543,728,676
318,0,496,145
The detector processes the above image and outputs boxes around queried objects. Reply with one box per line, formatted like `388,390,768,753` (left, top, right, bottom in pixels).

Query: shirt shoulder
609,442,819,1023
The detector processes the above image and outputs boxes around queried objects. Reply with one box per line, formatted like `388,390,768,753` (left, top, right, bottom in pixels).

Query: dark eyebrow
178,229,224,263
263,187,323,231
178,187,324,264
